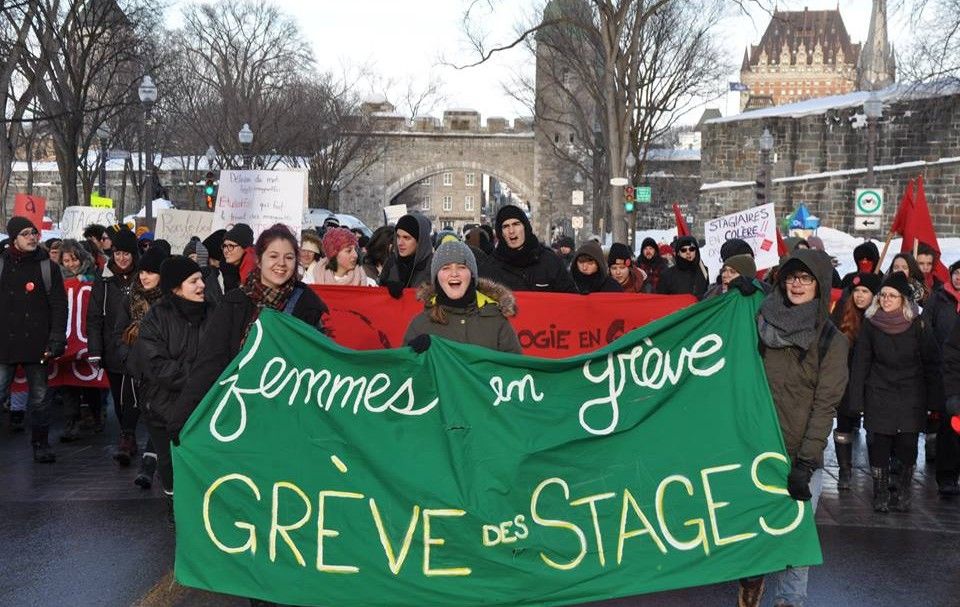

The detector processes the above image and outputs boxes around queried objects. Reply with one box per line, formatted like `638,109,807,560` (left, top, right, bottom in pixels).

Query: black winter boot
31,429,56,463
871,467,890,513
834,430,854,491
134,452,157,490
59,418,80,442
892,465,915,512
9,410,25,433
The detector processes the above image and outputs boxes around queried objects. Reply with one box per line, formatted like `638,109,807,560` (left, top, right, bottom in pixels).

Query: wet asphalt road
1,410,958,607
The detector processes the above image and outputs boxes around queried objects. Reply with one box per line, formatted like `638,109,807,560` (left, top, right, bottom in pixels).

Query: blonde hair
864,294,916,321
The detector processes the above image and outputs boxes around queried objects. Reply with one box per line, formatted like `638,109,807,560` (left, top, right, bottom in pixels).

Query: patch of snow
701,180,754,191
812,226,960,278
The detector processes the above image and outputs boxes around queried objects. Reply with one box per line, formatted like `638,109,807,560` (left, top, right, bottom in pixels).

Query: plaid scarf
240,267,296,345
122,279,163,344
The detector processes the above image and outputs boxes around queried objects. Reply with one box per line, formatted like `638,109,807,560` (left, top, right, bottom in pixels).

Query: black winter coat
656,263,708,298
848,317,943,434
169,283,328,433
0,248,67,364
127,296,216,423
922,285,960,349
86,265,137,373
487,244,577,293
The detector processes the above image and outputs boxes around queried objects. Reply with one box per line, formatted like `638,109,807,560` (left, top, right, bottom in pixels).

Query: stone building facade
392,168,484,232
700,85,960,237
740,8,862,110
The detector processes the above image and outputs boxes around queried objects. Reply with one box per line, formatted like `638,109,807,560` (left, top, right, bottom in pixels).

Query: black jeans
868,432,919,468
115,373,142,436
0,363,52,430
145,410,173,494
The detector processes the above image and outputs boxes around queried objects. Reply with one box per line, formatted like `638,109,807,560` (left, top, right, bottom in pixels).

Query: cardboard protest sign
212,170,307,239
702,203,778,280
155,209,214,255
13,194,46,230
313,286,696,358
173,295,821,606
12,278,108,391
60,206,117,240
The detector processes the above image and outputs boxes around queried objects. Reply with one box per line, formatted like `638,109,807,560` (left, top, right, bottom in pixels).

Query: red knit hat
322,227,358,259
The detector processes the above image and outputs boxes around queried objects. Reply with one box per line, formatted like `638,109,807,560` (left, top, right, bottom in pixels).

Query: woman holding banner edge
734,248,849,607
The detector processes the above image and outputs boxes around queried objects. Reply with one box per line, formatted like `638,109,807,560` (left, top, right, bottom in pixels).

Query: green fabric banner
173,293,822,607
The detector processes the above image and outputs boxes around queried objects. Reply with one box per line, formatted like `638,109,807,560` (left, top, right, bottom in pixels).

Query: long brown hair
839,291,868,342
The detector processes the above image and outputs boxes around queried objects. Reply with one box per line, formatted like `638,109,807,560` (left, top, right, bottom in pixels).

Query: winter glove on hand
409,334,431,354
384,281,405,299
47,340,66,359
729,276,758,296
87,356,102,369
946,395,960,418
787,459,815,501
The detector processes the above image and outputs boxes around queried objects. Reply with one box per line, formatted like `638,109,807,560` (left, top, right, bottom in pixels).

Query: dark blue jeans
0,363,51,430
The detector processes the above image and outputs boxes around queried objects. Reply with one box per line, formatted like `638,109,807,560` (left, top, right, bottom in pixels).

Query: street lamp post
624,151,637,248
864,92,883,189
96,125,110,198
138,75,158,222
238,123,253,170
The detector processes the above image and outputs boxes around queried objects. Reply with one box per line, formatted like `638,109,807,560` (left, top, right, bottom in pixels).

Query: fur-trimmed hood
415,277,517,319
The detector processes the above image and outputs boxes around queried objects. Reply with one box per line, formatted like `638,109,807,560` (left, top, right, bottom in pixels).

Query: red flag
891,175,949,283
775,227,788,257
672,203,691,237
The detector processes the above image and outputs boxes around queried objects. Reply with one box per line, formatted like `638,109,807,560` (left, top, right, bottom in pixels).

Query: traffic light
204,171,216,209
624,186,635,213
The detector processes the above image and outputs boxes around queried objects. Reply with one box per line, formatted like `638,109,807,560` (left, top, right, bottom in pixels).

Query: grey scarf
758,293,819,350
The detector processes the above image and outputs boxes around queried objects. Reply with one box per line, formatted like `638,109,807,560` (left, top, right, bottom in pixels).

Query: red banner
312,286,696,358
12,278,109,391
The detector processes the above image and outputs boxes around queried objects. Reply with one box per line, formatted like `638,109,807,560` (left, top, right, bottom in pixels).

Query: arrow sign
854,216,881,231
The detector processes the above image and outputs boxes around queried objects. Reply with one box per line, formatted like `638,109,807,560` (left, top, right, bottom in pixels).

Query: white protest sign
382,203,408,226
212,170,307,239
60,206,117,240
702,202,778,280
155,209,214,254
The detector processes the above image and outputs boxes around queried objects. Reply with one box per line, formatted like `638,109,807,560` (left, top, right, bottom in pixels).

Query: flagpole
876,231,896,274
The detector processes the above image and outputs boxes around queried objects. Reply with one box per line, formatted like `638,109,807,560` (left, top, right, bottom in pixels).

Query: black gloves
787,459,816,501
946,395,960,418
409,334,431,354
384,281,405,299
46,340,66,359
729,276,758,296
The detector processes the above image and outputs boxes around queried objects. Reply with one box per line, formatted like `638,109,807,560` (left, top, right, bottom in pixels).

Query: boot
888,456,901,493
9,410,25,433
833,430,854,491
892,465,915,512
134,452,157,490
31,429,56,463
871,467,890,513
113,432,137,466
737,576,765,607
164,492,175,528
925,433,937,464
59,418,81,442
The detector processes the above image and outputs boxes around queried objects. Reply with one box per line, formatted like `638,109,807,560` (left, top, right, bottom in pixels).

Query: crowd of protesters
2,204,959,607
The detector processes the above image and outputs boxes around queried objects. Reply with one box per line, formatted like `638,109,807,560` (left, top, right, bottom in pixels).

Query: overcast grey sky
186,1,912,124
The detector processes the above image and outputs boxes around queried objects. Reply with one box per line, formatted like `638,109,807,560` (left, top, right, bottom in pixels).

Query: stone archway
383,160,533,207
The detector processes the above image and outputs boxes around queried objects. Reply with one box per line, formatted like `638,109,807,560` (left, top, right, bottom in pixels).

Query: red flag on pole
890,175,949,283
775,227,788,257
672,203,691,237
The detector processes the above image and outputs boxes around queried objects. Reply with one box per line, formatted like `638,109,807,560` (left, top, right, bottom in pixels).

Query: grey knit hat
431,240,478,283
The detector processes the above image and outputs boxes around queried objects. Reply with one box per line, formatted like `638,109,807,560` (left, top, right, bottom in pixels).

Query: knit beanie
112,229,139,256
720,238,754,261
431,240,478,282
138,245,168,274
203,229,226,264
224,223,254,249
882,272,913,299
395,215,421,241
322,227,358,259
849,272,882,294
183,236,200,257
6,216,36,240
495,205,531,234
160,255,202,293
195,241,209,268
607,242,634,266
806,236,826,252
723,254,757,279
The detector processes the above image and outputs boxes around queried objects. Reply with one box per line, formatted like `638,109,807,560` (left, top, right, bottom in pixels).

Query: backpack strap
41,259,52,294
283,286,305,315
